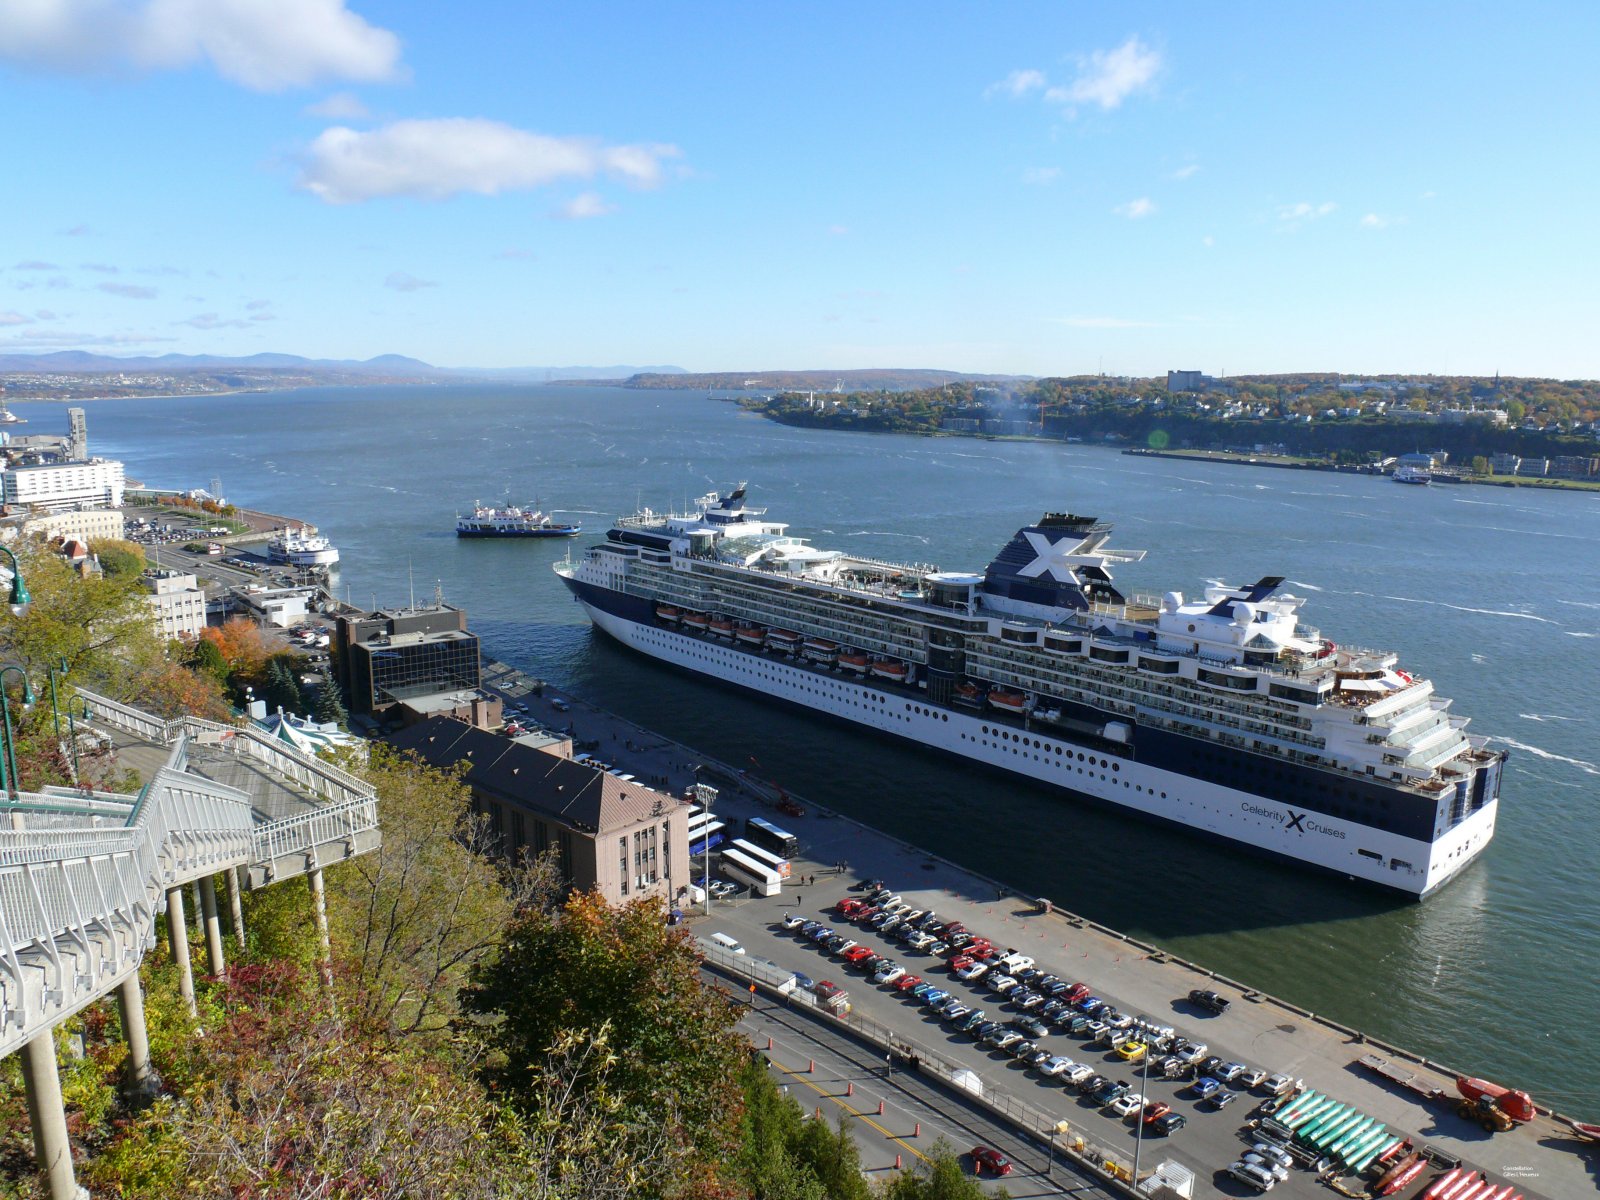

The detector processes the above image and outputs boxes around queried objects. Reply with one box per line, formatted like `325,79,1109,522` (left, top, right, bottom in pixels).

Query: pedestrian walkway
0,690,382,1199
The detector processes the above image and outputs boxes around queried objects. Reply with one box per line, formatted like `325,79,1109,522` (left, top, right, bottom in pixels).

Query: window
619,837,629,895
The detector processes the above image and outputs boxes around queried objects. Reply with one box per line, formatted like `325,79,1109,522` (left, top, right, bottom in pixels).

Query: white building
2,459,126,512
144,571,207,639
21,508,125,544
230,583,315,628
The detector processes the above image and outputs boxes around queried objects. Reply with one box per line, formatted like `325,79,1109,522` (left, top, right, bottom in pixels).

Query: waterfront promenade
484,662,1594,1200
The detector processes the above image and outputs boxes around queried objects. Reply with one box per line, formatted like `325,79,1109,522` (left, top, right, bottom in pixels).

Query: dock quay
476,655,1592,1200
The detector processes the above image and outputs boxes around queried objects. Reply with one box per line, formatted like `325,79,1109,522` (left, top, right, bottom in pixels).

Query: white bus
718,845,782,896
727,836,791,880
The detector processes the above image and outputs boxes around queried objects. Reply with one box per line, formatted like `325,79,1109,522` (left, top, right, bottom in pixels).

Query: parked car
781,913,807,929
893,974,924,992
1014,991,1046,1011
834,898,864,916
1061,1063,1095,1086
873,963,905,985
942,1003,973,1024
1191,1076,1223,1100
1150,1112,1188,1135
1039,999,1069,1022
1117,1039,1149,1063
1007,1039,1039,1060
1013,1015,1049,1039
988,974,1020,995
1107,1092,1146,1118
1189,988,1231,1014
957,1010,988,1033
909,982,935,1000
985,1029,1023,1052
921,988,951,1008
1249,1144,1294,1172
1078,1073,1109,1096
1090,1079,1130,1106
1226,1161,1277,1193
969,1146,1012,1177
1037,1056,1074,1078
1198,1056,1226,1078
841,946,875,964
1215,1062,1248,1082
1262,1073,1295,1096
1237,1068,1269,1090
1140,1101,1172,1124
1241,1152,1290,1182
1207,1089,1238,1110
799,921,824,937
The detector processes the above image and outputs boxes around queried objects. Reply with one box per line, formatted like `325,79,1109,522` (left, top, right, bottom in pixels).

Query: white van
707,932,745,955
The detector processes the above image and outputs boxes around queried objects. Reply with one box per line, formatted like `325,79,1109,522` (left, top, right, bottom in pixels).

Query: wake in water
844,530,932,544
1375,593,1555,624
1519,713,1584,723
1286,579,1323,591
1490,737,1600,777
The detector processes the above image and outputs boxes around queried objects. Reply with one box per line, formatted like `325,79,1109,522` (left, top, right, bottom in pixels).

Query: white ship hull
575,597,1495,898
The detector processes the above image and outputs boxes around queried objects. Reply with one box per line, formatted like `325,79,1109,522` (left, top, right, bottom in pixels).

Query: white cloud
1360,213,1389,229
383,271,436,292
299,118,681,204
305,90,370,119
1171,164,1200,180
98,281,157,298
0,311,35,326
1277,200,1337,228
1022,166,1062,185
1052,316,1160,328
553,191,616,220
827,224,849,236
989,68,1046,98
0,0,404,91
1046,36,1161,111
1115,197,1157,219
1202,235,1214,247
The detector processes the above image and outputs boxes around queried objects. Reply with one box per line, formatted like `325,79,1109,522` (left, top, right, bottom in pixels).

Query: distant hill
452,364,688,381
0,350,444,374
622,368,1034,392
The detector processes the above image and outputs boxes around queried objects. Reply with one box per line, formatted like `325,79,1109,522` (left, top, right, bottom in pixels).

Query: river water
34,384,1598,1112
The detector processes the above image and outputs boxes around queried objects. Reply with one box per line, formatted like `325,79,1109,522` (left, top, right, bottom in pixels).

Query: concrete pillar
199,876,225,978
226,866,246,948
115,974,156,1098
165,886,197,1018
308,866,333,991
20,1032,85,1200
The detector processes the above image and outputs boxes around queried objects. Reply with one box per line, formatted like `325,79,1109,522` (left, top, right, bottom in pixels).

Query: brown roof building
388,717,691,907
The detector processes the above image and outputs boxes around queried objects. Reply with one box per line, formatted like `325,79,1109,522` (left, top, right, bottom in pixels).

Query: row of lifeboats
954,681,1030,714
655,604,913,681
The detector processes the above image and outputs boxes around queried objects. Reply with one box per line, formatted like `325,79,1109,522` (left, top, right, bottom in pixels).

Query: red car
1141,1101,1173,1124
970,1146,1013,1176
1063,982,1091,1003
893,974,924,992
943,921,967,936
949,954,976,973
841,945,877,964
835,898,864,916
969,944,1001,962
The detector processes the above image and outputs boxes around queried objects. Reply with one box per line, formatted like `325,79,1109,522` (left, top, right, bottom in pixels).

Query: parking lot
684,791,1577,1200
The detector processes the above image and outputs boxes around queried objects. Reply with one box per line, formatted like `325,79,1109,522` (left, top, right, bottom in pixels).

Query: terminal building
333,602,483,719
389,716,691,906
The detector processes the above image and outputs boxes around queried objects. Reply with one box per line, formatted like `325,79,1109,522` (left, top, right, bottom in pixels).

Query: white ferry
456,502,580,538
555,484,1504,897
267,527,340,567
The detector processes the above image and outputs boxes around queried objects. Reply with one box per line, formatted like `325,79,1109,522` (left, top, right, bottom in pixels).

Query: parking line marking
772,1062,930,1164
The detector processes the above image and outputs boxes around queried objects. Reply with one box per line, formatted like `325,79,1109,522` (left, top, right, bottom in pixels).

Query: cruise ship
555,484,1504,897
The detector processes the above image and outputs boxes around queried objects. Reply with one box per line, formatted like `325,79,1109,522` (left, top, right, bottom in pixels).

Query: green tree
881,1141,1004,1200
261,653,302,715
464,889,748,1171
738,1055,872,1200
327,746,557,1043
188,635,230,685
91,538,147,579
312,679,348,727
1470,455,1491,476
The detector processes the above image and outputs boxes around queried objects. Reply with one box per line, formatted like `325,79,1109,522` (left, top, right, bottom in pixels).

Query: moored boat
710,617,735,637
456,501,581,537
735,625,767,646
838,653,870,673
681,610,709,631
767,629,801,650
656,604,680,622
987,689,1028,714
869,658,910,681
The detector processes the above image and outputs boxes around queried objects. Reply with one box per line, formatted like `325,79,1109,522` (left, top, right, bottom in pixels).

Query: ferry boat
1392,466,1431,485
267,527,340,567
555,483,1505,897
456,502,581,538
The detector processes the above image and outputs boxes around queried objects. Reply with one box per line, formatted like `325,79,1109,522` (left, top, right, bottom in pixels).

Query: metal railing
1,696,383,1060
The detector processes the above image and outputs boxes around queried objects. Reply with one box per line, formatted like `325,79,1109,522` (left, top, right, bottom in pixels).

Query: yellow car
1116,1039,1148,1063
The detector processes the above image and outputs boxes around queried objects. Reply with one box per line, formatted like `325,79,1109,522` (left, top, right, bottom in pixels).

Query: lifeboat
988,689,1028,714
735,625,767,647
709,617,735,637
870,659,910,681
802,638,839,662
655,604,680,622
681,610,709,631
767,628,801,649
953,682,984,707
838,653,870,673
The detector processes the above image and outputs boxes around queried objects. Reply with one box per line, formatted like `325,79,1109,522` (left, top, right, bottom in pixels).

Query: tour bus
718,845,782,897
744,815,800,859
727,836,791,880
687,813,725,858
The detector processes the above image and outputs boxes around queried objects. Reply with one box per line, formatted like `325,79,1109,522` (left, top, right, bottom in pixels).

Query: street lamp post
0,544,31,616
693,781,718,917
1132,1040,1151,1186
0,665,37,802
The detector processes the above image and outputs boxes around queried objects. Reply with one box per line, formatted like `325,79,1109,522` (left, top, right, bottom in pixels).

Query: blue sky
1,2,1596,378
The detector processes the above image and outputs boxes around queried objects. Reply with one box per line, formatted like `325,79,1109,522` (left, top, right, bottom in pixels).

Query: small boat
802,638,839,662
655,604,680,622
987,689,1028,714
709,618,735,637
735,625,767,646
681,611,709,631
1569,1119,1600,1142
767,629,801,649
838,653,870,673
869,658,910,681
954,682,984,707
1393,465,1431,485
